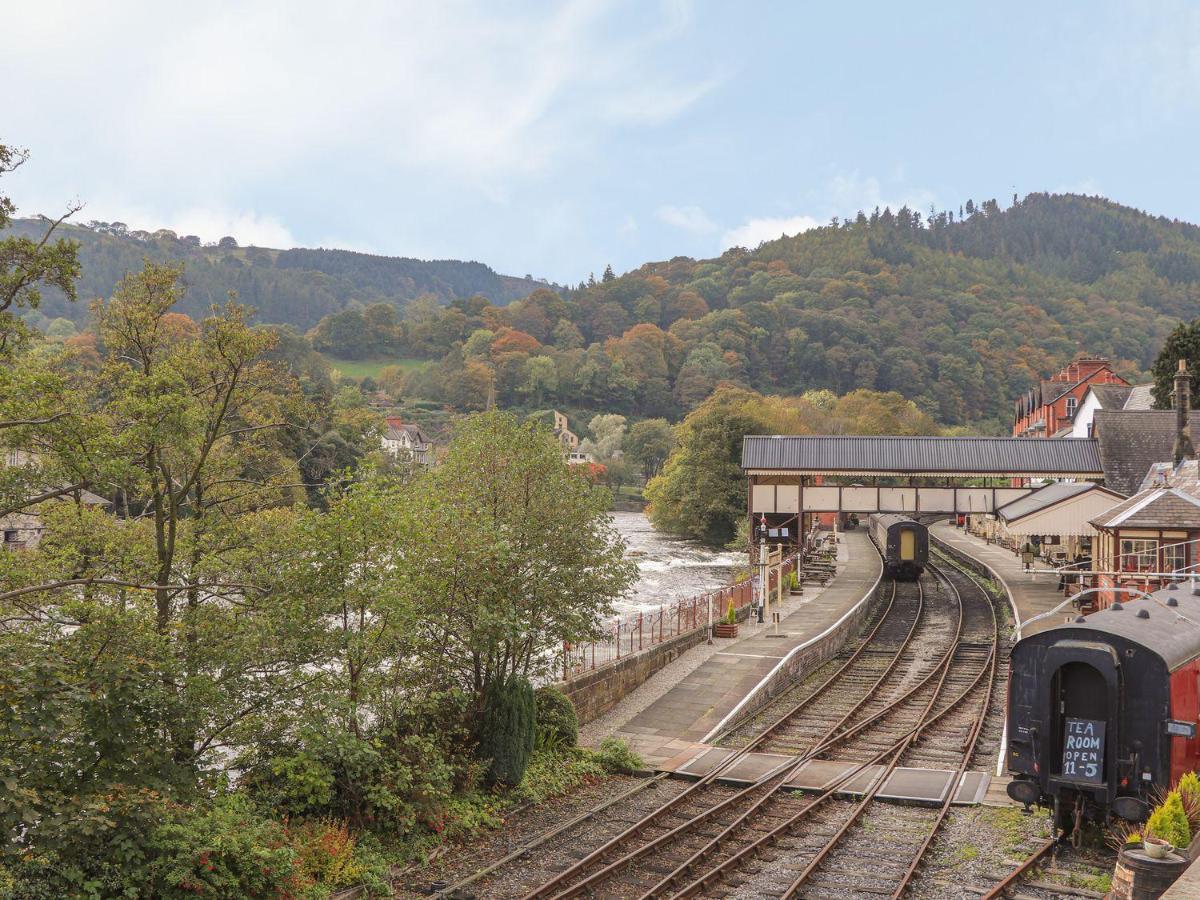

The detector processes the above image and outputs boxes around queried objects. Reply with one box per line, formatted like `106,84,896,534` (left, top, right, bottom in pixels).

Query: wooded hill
16,193,1200,430
8,218,545,329
549,193,1200,429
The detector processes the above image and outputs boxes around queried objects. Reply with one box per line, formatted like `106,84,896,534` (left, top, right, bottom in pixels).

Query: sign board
1061,717,1105,783
1167,720,1198,739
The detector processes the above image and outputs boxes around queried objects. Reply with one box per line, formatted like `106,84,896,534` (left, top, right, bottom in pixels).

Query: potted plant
714,598,739,638
1145,836,1172,859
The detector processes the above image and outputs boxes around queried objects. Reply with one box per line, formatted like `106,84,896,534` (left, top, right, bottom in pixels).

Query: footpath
587,530,883,766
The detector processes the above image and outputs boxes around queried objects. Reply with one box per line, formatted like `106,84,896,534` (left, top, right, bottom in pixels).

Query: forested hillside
16,194,1200,430
296,193,1200,430
8,218,544,329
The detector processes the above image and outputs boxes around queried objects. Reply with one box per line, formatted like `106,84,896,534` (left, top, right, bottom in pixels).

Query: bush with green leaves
246,729,453,834
595,737,643,774
1,789,312,899
535,686,579,748
1147,790,1191,848
476,675,536,787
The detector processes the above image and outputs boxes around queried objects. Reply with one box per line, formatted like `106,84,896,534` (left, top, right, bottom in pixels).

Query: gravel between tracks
910,805,1114,898
392,774,689,899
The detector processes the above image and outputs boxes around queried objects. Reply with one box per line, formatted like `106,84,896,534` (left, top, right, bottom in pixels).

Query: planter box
714,623,739,639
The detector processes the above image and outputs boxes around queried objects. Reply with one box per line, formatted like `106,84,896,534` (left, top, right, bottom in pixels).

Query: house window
1120,538,1158,572
1164,541,1188,574
1065,396,1077,418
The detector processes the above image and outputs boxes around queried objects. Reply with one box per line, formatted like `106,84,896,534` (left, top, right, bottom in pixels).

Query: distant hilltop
5,217,552,330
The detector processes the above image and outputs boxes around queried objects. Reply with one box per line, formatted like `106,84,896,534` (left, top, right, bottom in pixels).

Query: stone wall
557,604,755,725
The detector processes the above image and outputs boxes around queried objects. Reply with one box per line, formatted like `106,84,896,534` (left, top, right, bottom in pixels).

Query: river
610,510,741,615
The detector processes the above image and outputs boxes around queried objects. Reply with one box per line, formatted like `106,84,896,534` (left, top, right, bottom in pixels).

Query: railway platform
931,520,1070,636
607,529,882,766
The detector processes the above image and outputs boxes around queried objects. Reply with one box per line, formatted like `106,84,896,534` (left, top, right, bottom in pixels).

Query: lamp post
756,515,768,625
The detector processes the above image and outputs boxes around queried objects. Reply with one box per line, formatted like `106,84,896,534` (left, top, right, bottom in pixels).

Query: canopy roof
742,435,1103,478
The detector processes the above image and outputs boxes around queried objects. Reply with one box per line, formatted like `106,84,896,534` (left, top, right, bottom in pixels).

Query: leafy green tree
521,355,558,406
1151,319,1200,409
624,418,675,479
282,473,418,738
646,389,769,545
580,413,626,461
399,411,637,695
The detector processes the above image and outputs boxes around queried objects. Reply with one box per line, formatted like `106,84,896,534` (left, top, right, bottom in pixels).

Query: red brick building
1013,357,1129,438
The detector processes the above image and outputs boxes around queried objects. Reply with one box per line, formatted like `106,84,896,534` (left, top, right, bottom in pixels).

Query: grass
319,353,426,380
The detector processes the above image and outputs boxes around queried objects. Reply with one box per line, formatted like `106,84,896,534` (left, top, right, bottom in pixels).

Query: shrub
1180,771,1200,802
477,675,536,787
1147,791,1191,848
4,789,311,899
725,598,736,624
144,793,306,898
596,737,643,774
247,729,454,834
535,686,579,748
285,817,390,893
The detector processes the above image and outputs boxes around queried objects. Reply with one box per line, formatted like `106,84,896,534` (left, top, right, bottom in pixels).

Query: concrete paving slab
782,763,888,796
673,747,736,778
954,771,992,805
879,767,956,805
716,752,796,784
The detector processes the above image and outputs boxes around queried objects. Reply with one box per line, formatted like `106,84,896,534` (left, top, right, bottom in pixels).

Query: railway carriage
867,513,928,580
1005,582,1200,830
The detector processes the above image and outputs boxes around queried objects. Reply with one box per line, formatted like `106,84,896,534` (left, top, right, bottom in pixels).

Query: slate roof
385,421,431,446
995,481,1100,522
1089,488,1200,529
1124,385,1155,410
741,436,1103,476
1087,383,1134,409
1093,410,1200,496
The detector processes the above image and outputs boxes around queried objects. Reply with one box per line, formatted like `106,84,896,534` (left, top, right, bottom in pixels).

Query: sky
4,1,1200,285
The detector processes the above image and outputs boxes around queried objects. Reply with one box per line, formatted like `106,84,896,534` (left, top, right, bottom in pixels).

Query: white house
1071,383,1154,438
381,416,434,466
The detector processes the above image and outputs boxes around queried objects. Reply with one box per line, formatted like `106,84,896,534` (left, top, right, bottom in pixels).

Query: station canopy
741,435,1104,478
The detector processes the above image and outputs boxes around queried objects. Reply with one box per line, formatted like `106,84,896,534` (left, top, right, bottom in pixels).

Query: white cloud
658,204,718,234
721,215,820,250
2,1,722,202
826,172,937,218
165,209,297,248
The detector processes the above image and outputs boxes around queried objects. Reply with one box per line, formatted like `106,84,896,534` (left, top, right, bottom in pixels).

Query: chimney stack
1174,359,1194,465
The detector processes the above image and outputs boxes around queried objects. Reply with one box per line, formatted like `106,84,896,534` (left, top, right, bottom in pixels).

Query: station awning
742,435,1104,479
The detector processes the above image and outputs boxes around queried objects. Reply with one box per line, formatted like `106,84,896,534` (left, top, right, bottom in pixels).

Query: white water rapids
610,510,740,615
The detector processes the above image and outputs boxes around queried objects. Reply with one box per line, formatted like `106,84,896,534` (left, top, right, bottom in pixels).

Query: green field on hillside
319,354,426,380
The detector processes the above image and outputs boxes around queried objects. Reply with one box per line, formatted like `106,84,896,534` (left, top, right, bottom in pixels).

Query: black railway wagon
868,514,928,580
1006,582,1200,831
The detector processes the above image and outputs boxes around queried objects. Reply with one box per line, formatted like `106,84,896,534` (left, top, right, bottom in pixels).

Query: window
1066,396,1078,418
1120,538,1158,572
1164,542,1188,574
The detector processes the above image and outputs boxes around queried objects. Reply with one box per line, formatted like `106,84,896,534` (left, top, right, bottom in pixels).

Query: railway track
436,541,1005,900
